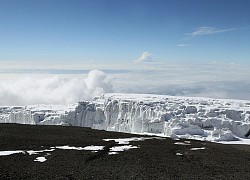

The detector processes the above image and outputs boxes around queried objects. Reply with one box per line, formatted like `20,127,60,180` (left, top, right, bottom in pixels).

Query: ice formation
1,93,250,142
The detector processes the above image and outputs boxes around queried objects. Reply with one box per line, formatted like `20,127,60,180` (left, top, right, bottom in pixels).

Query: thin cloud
188,26,236,37
178,44,191,47
135,51,153,63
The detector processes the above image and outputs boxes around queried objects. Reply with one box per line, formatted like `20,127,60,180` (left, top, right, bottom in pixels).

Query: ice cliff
1,93,250,141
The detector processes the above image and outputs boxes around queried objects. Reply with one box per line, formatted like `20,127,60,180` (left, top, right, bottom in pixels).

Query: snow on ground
190,147,206,151
26,149,55,155
34,157,47,162
0,150,25,156
55,145,86,150
174,142,191,146
103,137,146,144
0,136,148,161
82,146,105,151
109,145,139,152
108,152,119,155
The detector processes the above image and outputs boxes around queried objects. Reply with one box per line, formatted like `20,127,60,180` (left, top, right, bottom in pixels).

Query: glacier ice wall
1,93,250,141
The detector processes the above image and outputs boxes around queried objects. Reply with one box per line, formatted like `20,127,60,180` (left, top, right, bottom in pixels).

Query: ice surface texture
1,93,250,142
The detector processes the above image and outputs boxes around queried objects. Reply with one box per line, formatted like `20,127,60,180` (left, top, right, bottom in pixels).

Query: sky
1,0,250,105
0,0,250,68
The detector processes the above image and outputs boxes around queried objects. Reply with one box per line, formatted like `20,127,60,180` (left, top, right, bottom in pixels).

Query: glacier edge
1,93,250,142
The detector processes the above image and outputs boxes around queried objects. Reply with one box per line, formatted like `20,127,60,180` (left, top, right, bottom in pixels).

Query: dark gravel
0,123,250,179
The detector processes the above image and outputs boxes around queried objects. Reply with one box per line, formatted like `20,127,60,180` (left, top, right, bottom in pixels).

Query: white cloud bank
1,63,250,106
0,70,112,106
135,51,153,63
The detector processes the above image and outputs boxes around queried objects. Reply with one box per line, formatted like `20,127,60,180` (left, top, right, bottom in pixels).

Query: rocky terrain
1,123,250,179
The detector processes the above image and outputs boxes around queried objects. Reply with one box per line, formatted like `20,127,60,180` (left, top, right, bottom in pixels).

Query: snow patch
110,145,139,152
82,146,104,151
174,142,191,146
190,147,206,151
103,137,145,144
26,149,55,155
34,157,47,162
108,152,119,155
0,150,24,156
55,145,85,150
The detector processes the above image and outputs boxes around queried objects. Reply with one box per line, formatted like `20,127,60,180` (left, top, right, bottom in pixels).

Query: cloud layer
0,70,112,106
111,64,250,101
1,64,250,106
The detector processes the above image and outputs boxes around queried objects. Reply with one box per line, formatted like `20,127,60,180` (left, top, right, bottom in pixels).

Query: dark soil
0,123,250,180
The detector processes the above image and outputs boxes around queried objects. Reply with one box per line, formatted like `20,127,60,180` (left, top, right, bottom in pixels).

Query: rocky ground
0,123,250,180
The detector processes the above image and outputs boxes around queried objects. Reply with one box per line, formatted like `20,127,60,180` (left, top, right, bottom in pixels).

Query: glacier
1,93,250,143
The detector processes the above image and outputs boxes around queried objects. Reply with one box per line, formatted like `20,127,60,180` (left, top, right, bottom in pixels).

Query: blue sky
0,0,250,68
